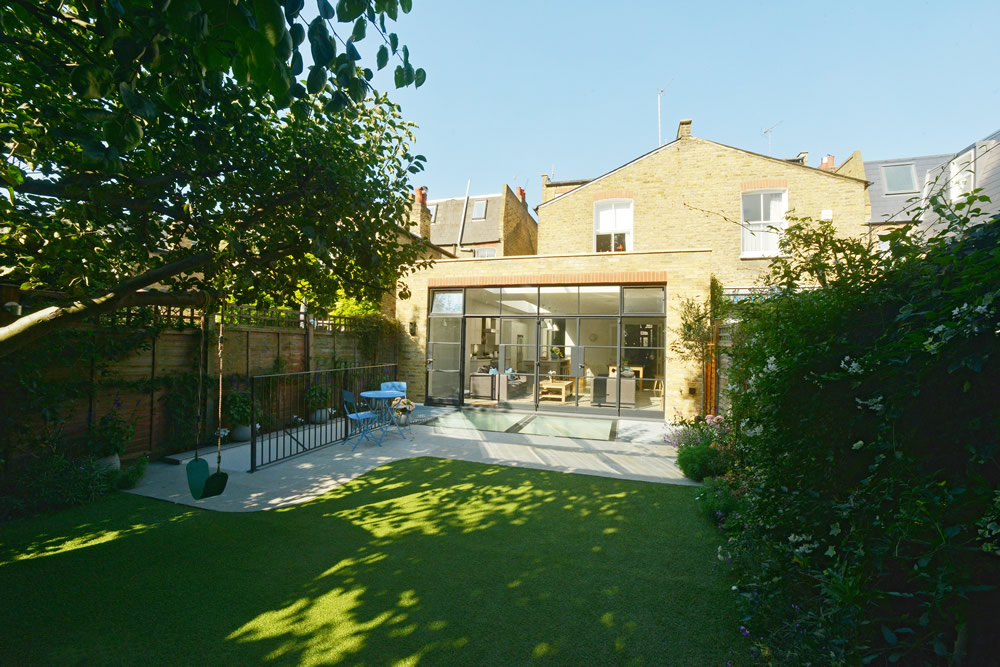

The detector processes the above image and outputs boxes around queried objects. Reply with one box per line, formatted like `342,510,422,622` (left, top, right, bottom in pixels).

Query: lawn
0,457,740,665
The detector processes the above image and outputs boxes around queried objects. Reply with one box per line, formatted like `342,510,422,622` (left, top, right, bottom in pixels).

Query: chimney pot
516,186,526,203
676,119,693,140
415,186,428,205
820,155,836,171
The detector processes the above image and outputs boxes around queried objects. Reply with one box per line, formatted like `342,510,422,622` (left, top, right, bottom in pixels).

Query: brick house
395,120,870,420
409,185,537,258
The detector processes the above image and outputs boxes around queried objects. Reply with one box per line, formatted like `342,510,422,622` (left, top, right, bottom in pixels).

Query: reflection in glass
539,286,578,315
430,290,463,314
580,286,620,314
540,318,577,349
428,372,461,400
465,288,501,314
428,343,461,370
579,318,617,346
428,317,461,343
501,287,538,315
622,317,666,347
624,287,665,314
500,318,537,346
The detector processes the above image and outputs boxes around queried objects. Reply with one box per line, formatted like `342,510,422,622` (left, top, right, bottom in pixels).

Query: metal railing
249,363,398,472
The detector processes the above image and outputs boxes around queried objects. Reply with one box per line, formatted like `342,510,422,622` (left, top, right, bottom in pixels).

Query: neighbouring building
410,185,537,258
396,120,870,420
864,152,952,246
916,128,1000,236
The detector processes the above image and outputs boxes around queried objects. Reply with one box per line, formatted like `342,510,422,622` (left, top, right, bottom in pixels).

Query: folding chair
342,390,382,450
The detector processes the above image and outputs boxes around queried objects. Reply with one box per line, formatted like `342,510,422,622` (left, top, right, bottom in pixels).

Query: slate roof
864,154,951,224
427,193,502,246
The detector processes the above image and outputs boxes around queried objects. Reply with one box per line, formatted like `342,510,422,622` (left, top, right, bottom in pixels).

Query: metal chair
380,381,407,396
342,390,381,450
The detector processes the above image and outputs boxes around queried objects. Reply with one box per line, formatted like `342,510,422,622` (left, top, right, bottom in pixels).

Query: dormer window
949,150,975,202
594,199,633,252
472,200,487,219
428,204,437,222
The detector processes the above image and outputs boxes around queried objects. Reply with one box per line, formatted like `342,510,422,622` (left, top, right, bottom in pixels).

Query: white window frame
427,204,437,222
471,200,487,219
948,149,975,202
880,163,919,194
740,189,788,258
593,199,633,253
474,247,497,258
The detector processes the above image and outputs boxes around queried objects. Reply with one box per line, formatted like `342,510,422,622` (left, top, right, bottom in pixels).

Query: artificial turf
0,457,740,665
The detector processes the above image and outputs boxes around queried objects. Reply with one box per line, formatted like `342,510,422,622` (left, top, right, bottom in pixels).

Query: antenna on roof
657,89,664,146
761,121,782,155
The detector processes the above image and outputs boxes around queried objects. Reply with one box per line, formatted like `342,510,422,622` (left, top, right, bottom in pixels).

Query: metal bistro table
359,389,408,442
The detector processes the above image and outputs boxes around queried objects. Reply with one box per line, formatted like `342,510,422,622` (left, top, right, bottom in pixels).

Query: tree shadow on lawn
1,457,740,665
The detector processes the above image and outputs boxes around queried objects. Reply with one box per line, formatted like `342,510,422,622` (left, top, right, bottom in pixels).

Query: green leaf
376,45,388,70
393,64,404,88
400,0,412,12
242,30,277,83
276,28,293,61
403,62,414,85
351,17,366,41
414,67,425,88
389,32,398,53
336,0,366,22
318,0,335,19
112,37,143,66
119,84,158,121
346,41,361,61
121,117,144,152
70,65,113,99
306,66,327,94
290,51,303,76
290,23,305,46
253,0,287,47
324,90,349,114
290,82,307,98
881,625,897,646
283,0,304,18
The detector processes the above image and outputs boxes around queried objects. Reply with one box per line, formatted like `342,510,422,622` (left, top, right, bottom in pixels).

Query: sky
323,0,1000,211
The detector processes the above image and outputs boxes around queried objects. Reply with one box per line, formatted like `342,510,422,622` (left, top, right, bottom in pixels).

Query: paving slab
127,417,691,513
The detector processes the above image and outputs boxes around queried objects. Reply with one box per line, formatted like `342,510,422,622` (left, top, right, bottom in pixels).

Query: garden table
359,390,408,441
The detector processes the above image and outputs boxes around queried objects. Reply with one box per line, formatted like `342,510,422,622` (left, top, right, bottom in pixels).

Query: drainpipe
456,179,471,255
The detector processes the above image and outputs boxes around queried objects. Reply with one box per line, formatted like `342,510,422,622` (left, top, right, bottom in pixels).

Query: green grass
0,457,740,665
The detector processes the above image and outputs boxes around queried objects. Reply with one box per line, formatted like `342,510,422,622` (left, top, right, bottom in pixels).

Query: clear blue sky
336,0,1000,210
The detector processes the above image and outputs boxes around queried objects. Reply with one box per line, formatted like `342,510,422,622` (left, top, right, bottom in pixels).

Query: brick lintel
428,271,669,288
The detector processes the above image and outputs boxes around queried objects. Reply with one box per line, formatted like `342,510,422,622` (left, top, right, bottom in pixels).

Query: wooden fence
44,306,398,462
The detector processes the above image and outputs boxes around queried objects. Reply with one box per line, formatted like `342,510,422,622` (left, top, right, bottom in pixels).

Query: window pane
428,318,461,343
472,200,487,218
763,192,785,222
580,317,618,345
614,201,633,231
612,232,627,251
540,286,578,315
742,193,762,222
474,247,497,257
430,290,463,314
622,317,666,347
465,288,500,314
583,347,617,376
501,287,538,315
540,318,578,346
624,288,664,313
580,286,619,314
595,233,612,252
500,318,537,346
596,202,615,233
883,164,917,193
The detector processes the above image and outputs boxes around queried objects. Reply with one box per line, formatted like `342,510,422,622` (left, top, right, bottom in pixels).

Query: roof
426,193,502,246
538,136,869,209
864,154,952,224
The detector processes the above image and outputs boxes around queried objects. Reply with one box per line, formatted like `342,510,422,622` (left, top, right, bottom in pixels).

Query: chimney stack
819,155,836,171
415,186,428,205
516,186,526,203
676,118,692,140
409,186,431,239
796,151,809,166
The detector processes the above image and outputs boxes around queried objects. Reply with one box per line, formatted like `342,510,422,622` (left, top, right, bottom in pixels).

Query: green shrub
720,197,1000,664
86,410,135,457
697,475,744,530
223,392,253,425
672,415,733,482
17,454,114,513
305,384,331,411
112,456,148,490
676,442,727,482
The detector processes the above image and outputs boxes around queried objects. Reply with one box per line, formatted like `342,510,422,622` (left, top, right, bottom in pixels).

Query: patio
129,407,691,512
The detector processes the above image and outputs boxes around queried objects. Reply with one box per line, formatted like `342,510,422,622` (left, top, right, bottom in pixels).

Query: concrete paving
127,413,692,513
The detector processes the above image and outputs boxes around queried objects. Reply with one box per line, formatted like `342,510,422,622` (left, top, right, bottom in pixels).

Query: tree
0,0,429,359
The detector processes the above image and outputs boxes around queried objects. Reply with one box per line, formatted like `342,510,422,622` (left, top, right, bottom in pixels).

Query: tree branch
0,251,214,359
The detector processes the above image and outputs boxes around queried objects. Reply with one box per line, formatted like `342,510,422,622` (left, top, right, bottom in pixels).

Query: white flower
764,356,778,373
952,303,969,317
855,395,884,413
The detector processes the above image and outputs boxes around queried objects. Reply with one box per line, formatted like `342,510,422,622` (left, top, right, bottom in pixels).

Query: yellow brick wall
536,136,869,289
395,249,717,419
499,185,538,256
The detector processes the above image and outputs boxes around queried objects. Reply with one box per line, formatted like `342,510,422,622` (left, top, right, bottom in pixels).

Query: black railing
249,363,398,472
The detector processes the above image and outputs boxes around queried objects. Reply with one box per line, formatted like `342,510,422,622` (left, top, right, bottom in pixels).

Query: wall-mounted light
409,322,417,336
688,387,697,396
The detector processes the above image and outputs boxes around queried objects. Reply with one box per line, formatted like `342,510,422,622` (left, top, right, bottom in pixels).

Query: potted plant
223,392,253,442
87,409,136,471
391,397,415,426
305,384,331,424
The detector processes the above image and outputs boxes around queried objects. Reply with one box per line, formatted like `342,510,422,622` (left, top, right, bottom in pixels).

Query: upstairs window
472,200,487,219
881,163,918,194
949,150,975,202
594,199,633,252
741,190,787,257
427,204,437,222
474,247,497,258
